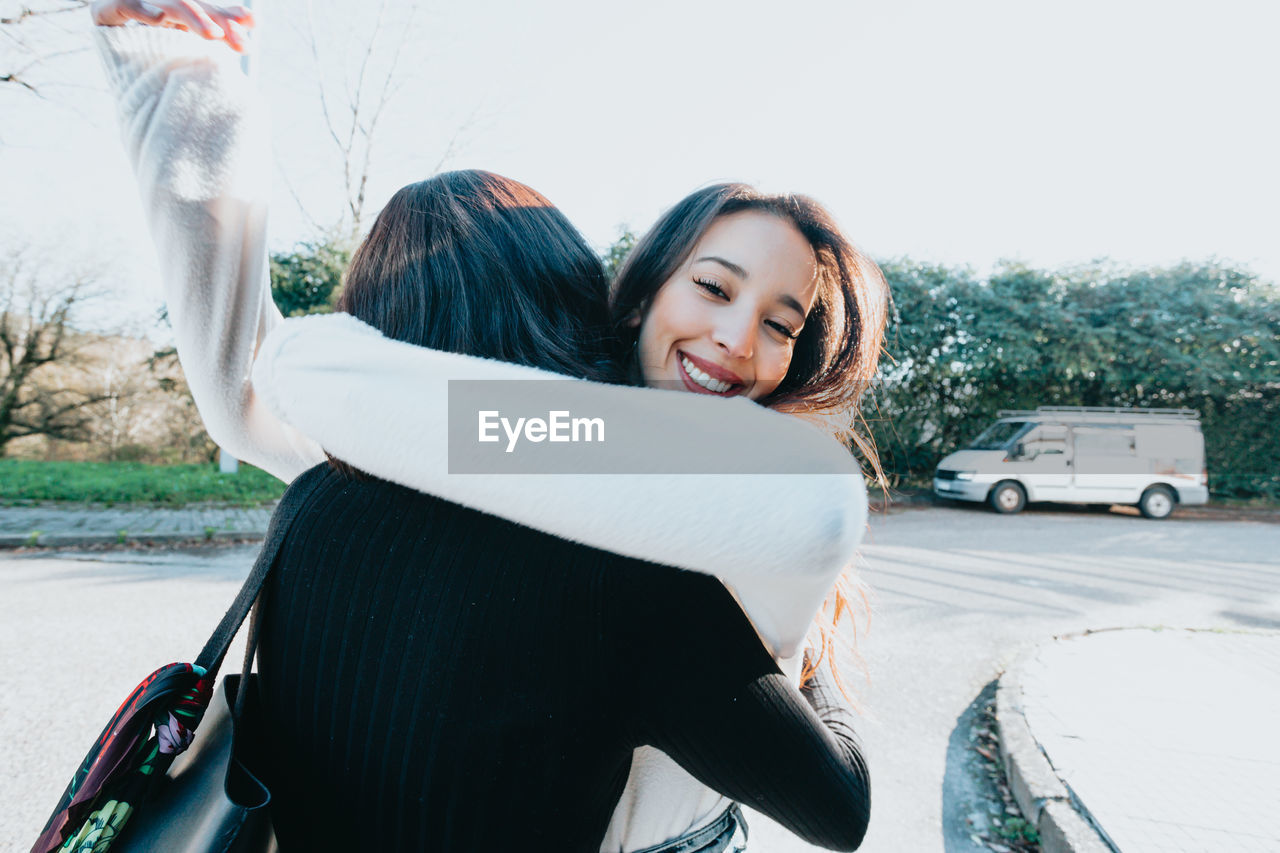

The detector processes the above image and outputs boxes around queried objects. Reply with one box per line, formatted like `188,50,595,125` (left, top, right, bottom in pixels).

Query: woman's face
634,210,819,401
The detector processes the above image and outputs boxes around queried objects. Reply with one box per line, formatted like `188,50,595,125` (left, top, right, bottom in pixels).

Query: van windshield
968,421,1031,450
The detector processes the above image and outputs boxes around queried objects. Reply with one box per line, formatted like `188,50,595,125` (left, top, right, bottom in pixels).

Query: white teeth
681,356,731,393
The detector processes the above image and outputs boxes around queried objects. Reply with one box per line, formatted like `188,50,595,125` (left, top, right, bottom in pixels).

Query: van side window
1023,425,1067,456
1074,428,1136,456
968,421,1031,450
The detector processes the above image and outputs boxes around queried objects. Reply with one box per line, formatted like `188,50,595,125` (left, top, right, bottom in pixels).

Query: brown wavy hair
611,183,889,696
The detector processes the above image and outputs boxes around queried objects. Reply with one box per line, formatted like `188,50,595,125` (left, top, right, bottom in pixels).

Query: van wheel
989,481,1026,515
1138,485,1175,519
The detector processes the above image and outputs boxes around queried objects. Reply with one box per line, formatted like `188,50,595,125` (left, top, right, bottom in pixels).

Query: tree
292,0,425,237
269,234,352,316
141,340,218,464
0,247,114,454
0,0,89,98
602,228,637,281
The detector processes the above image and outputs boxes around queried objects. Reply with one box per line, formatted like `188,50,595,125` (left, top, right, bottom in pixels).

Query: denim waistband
630,803,749,853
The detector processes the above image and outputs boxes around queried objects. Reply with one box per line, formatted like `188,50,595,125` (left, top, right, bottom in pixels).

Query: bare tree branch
305,0,355,226
350,0,415,227
0,1,89,26
0,247,114,454
338,0,389,228
0,71,41,94
0,2,90,97
304,1,345,153
274,161,327,235
20,43,83,63
296,0,435,236
431,103,487,175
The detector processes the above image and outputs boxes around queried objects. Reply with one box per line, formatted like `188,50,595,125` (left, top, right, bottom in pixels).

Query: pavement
998,627,1280,853
0,503,275,547
5,502,1279,853
0,495,923,547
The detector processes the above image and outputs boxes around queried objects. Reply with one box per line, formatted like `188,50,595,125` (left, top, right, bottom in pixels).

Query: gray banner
447,380,844,474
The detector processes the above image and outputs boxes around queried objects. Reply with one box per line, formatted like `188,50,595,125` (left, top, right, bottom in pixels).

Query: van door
1016,423,1072,500
1072,425,1147,503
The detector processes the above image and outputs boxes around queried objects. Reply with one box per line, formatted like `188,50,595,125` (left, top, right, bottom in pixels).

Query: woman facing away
248,176,873,851
252,175,884,853
90,2,885,850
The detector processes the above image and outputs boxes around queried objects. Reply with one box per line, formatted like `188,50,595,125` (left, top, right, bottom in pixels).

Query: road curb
0,530,265,548
995,639,1116,853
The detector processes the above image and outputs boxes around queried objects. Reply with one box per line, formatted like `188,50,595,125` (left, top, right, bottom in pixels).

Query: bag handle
232,595,265,720
195,465,326,683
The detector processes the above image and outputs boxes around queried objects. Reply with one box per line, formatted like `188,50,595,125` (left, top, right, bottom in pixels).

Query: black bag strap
195,464,326,681
232,594,266,721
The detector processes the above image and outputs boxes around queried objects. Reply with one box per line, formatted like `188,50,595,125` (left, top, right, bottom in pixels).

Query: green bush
865,259,1280,500
0,460,286,506
270,236,353,317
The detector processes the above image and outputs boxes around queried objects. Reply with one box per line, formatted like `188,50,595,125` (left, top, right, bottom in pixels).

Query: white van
933,407,1209,518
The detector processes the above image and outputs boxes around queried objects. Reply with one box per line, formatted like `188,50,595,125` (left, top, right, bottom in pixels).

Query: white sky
2,0,1278,333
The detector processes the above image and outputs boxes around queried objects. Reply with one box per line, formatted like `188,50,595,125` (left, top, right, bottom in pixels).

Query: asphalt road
3,505,1277,852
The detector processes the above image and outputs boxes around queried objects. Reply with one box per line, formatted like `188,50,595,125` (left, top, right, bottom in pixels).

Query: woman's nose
712,312,755,361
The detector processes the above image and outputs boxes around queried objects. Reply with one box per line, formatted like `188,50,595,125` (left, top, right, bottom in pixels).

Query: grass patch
0,460,286,506
1209,494,1280,510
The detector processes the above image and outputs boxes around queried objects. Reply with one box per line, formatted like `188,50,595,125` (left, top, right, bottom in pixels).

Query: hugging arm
92,21,323,481
620,572,870,850
93,11,861,656
644,671,870,851
252,314,867,657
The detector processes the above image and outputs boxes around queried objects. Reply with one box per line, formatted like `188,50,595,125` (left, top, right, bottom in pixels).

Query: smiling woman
631,209,818,399
611,183,886,444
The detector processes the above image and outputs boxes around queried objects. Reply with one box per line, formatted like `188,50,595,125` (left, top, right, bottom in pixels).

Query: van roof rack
996,406,1201,422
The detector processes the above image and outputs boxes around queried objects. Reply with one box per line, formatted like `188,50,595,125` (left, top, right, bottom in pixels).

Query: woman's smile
677,350,745,396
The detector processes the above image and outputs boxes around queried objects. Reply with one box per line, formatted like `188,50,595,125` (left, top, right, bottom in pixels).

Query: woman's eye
694,277,727,298
766,320,800,340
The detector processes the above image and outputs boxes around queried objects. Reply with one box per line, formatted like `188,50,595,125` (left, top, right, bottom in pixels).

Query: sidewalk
0,503,273,547
997,627,1280,853
0,491,926,547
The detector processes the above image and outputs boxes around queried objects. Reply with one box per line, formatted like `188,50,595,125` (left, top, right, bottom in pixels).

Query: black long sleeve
255,466,871,851
617,570,870,851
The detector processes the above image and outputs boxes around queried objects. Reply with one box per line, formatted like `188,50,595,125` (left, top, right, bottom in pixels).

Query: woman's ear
624,307,643,329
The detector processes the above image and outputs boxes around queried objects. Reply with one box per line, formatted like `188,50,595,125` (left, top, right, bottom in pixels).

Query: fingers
92,0,162,25
172,0,224,40
221,18,249,52
219,4,255,26
203,4,256,53
131,1,167,23
109,0,255,53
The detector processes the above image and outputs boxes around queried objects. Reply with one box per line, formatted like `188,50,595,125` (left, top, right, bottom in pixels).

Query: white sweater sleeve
252,313,868,657
93,25,324,482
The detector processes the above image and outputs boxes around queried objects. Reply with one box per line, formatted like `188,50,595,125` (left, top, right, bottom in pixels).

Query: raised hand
90,1,255,53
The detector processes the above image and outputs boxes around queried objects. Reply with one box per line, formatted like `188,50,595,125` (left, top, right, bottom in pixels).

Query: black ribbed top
255,465,870,851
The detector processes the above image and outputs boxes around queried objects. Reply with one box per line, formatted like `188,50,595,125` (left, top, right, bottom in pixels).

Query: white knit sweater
94,25,866,852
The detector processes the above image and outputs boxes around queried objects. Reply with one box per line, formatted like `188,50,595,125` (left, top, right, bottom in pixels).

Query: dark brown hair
338,169,617,381
328,170,618,477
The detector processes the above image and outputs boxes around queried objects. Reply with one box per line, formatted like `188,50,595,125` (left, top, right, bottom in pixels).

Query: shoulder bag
32,467,321,853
